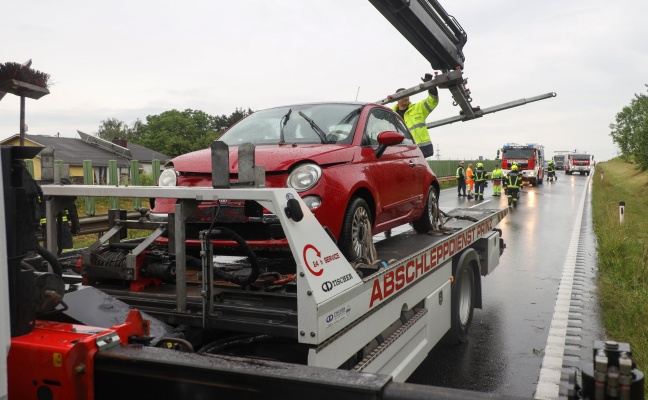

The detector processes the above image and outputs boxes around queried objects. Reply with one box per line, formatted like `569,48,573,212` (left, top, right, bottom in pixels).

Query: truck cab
498,143,546,186
552,152,569,170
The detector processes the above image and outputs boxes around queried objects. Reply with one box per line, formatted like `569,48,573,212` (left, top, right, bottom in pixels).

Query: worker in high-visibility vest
473,163,488,201
456,161,466,197
392,73,439,158
491,163,504,196
547,160,557,182
504,164,523,207
465,163,474,199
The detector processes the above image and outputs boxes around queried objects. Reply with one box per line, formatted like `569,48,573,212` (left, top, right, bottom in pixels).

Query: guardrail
77,211,142,235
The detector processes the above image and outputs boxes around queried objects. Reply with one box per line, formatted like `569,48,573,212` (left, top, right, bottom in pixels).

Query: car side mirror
375,130,404,158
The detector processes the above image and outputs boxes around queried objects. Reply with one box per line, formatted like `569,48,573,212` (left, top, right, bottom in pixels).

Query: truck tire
339,197,373,263
412,186,440,233
445,250,477,345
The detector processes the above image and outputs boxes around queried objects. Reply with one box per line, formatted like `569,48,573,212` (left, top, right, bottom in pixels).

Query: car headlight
287,163,322,192
159,168,178,187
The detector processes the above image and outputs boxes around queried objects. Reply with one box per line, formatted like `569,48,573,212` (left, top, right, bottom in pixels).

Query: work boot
467,195,473,199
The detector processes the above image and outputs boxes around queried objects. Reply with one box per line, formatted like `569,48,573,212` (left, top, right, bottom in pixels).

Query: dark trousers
507,187,520,203
474,181,486,198
41,222,73,255
457,179,466,195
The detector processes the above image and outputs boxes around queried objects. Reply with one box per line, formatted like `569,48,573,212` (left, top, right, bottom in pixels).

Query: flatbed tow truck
2,144,511,399
1,1,568,398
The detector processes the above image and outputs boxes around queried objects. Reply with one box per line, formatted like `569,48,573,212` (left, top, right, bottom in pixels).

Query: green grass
592,158,648,377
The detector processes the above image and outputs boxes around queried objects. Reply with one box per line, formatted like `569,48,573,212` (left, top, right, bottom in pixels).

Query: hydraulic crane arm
426,92,558,129
368,0,467,71
370,0,557,124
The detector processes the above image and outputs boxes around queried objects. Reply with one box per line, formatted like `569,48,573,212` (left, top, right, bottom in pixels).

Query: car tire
339,197,373,263
443,250,476,345
412,186,440,233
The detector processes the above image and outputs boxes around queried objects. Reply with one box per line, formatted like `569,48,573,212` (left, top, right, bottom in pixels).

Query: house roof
1,134,170,167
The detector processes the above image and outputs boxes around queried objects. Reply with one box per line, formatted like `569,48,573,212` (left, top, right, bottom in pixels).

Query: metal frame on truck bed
36,142,508,383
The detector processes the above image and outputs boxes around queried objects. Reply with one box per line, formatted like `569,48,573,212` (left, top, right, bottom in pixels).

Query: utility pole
435,143,441,161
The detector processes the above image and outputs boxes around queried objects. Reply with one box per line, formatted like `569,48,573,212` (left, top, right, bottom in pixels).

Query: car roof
257,101,383,111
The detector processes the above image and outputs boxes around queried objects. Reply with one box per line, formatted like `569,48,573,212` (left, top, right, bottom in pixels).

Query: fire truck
565,152,594,175
498,143,546,186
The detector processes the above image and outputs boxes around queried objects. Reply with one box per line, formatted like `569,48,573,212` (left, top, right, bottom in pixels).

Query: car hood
170,144,355,173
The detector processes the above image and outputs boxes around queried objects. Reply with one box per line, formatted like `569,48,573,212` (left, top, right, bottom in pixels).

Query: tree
610,85,648,169
96,107,253,158
133,109,219,157
96,118,131,141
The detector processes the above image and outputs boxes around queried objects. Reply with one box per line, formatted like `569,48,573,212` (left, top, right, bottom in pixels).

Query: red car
150,102,440,262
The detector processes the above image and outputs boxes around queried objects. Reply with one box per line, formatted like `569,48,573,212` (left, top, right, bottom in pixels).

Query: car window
364,108,415,146
219,104,361,145
365,109,398,146
391,114,415,145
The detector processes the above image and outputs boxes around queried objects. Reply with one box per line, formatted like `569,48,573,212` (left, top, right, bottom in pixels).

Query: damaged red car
150,102,440,262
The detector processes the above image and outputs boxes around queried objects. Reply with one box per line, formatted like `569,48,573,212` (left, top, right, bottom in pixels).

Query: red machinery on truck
497,143,546,186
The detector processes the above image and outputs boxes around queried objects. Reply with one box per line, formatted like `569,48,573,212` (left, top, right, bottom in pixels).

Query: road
380,170,605,398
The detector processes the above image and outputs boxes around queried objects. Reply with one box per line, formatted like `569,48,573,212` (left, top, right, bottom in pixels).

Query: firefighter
456,161,466,197
491,163,504,196
504,164,523,207
393,73,439,158
473,163,488,201
466,163,474,199
547,160,557,182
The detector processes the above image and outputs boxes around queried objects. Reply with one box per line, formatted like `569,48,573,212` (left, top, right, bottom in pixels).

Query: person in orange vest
465,163,474,199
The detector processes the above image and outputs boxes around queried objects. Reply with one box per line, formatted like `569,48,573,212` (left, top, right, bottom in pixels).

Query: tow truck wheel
445,251,476,345
339,197,373,262
412,186,440,233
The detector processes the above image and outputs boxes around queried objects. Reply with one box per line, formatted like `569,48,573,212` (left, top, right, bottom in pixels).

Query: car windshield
219,104,362,146
553,155,564,161
571,154,590,160
503,149,533,159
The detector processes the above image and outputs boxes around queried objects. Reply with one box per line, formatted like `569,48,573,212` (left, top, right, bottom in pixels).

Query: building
0,132,169,183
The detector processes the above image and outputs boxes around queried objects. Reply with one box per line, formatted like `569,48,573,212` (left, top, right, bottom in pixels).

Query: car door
360,107,421,226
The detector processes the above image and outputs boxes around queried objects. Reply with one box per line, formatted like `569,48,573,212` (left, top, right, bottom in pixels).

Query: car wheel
339,197,373,262
412,186,440,233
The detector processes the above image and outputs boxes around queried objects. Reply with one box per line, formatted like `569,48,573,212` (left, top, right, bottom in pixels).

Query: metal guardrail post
130,160,141,209
109,160,119,209
152,159,161,184
83,160,95,216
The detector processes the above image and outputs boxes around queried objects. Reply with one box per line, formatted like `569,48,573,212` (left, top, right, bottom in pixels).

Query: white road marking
534,174,591,399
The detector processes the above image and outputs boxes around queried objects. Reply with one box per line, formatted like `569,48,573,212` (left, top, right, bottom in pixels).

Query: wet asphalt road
383,170,605,398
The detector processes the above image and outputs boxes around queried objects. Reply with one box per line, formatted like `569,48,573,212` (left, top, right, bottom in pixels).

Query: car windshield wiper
279,108,292,144
298,111,327,143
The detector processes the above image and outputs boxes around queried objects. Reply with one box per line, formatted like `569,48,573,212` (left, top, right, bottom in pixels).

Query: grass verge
592,158,648,374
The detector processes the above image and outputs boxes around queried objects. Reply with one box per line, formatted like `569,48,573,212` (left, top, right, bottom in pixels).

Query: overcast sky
2,0,647,161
